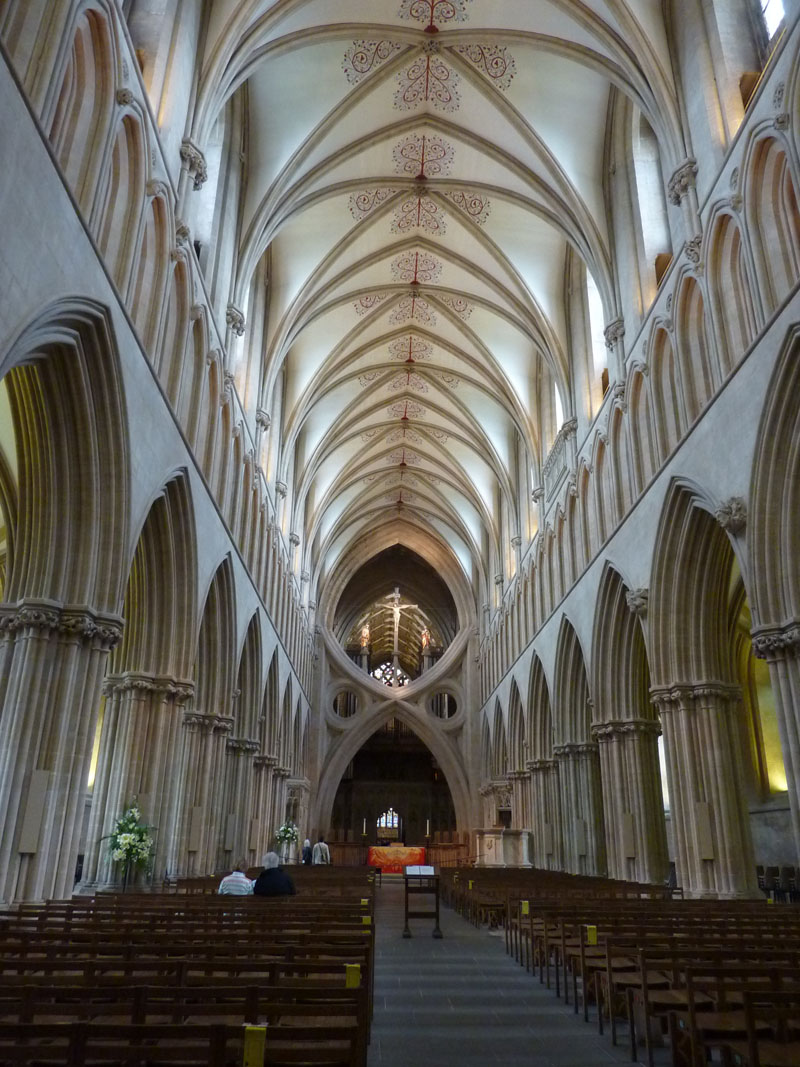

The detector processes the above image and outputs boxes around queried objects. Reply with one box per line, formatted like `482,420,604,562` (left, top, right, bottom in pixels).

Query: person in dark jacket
301,838,313,865
253,851,296,896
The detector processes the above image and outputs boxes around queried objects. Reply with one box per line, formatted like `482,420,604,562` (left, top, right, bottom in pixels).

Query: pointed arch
553,616,593,746
591,563,668,882
195,556,237,718
96,113,146,292
674,275,713,424
650,327,683,459
745,136,800,312
708,211,757,376
47,6,113,212
235,612,263,740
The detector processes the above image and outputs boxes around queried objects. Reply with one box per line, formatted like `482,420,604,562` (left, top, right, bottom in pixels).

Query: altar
368,845,426,873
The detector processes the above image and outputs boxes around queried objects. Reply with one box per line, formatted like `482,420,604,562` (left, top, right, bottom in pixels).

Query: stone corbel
714,496,747,534
667,157,698,206
225,304,245,337
625,588,649,616
604,317,625,351
179,138,208,190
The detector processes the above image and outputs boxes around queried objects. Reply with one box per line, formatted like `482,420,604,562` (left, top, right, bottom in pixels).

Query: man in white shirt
312,835,331,865
218,859,253,894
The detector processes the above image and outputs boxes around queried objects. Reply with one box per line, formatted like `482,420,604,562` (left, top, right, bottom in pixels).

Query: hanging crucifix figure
385,586,418,687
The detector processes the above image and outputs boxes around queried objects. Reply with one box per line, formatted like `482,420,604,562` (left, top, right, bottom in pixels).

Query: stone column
593,718,668,884
219,737,260,864
554,742,606,875
169,711,232,878
509,770,529,830
0,600,123,903
81,672,194,889
528,758,561,869
752,623,800,863
652,683,759,898
251,754,278,862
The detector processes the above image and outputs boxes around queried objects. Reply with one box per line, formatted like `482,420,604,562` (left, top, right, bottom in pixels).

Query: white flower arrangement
107,802,154,872
275,821,299,846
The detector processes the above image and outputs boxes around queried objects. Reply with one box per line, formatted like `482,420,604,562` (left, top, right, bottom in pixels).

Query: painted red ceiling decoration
388,335,432,362
435,370,460,389
389,293,437,325
388,400,426,419
387,447,423,465
342,40,402,84
385,487,415,503
388,369,429,393
387,426,423,444
349,188,398,221
393,133,454,180
358,370,383,387
444,189,491,225
354,292,390,315
438,293,473,318
453,44,516,89
394,45,460,111
398,0,473,33
391,194,446,236
391,250,442,284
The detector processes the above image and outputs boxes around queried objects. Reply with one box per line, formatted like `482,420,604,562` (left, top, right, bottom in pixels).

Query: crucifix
384,586,418,686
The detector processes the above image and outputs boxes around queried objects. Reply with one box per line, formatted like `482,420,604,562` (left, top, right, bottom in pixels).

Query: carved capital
531,486,545,503
625,588,649,616
667,157,698,205
289,532,300,547
116,87,134,107
604,317,625,350
553,741,599,759
256,408,271,430
510,535,522,549
527,758,557,773
225,304,245,336
179,139,207,190
0,600,123,650
213,715,235,735
102,672,194,701
494,573,504,586
715,496,747,534
751,620,800,661
275,481,288,499
182,711,216,731
774,113,790,131
175,219,191,245
650,681,741,711
592,717,661,742
685,233,703,266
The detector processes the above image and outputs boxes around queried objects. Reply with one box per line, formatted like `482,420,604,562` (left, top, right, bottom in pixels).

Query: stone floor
368,877,669,1066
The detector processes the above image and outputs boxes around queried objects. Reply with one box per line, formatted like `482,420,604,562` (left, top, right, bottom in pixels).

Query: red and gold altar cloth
368,845,426,873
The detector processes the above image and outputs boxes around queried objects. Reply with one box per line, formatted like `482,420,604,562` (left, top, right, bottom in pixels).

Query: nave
370,879,640,1067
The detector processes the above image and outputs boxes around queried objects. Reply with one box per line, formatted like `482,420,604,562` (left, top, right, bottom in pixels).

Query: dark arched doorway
331,718,457,845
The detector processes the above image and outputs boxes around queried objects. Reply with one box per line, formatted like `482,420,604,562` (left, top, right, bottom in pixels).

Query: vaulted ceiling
197,1,679,614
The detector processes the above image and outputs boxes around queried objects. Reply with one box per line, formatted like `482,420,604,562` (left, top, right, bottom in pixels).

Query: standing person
312,834,331,865
253,852,296,897
301,838,313,865
218,859,253,895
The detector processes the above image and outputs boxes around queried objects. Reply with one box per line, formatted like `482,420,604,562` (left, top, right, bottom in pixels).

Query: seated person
253,851,296,896
218,858,253,895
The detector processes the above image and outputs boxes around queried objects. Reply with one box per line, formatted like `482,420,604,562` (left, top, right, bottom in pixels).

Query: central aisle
368,878,643,1067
